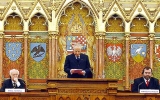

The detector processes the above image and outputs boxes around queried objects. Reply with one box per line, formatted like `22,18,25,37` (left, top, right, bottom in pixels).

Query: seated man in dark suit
64,43,91,78
0,69,26,92
132,66,159,92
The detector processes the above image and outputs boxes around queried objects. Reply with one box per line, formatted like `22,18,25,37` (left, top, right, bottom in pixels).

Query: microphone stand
138,82,144,93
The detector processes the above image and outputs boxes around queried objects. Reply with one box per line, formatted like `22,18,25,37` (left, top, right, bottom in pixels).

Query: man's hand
70,69,75,74
78,70,86,76
13,78,18,82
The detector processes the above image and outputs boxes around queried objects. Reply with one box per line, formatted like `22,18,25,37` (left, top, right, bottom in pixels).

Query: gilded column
125,33,130,90
148,33,155,69
95,32,105,78
95,34,99,78
0,32,4,87
23,31,29,85
49,31,58,78
48,33,52,78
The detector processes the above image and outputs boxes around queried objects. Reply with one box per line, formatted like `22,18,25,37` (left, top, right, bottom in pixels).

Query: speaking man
64,43,91,78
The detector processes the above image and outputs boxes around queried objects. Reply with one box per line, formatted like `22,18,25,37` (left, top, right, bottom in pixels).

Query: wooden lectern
47,78,118,100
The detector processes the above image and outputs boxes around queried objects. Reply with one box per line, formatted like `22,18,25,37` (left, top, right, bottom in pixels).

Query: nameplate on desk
140,89,159,93
5,89,25,92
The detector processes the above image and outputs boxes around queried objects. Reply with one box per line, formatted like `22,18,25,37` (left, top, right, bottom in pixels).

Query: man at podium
64,43,91,78
132,66,159,92
0,69,26,92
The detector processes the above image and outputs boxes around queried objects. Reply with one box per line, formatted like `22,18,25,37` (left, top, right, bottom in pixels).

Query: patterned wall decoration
153,40,160,79
27,13,49,88
154,18,160,79
129,15,150,84
58,2,96,78
104,39,125,79
129,40,149,84
105,15,125,90
3,38,24,79
3,12,24,79
104,38,125,90
28,37,49,79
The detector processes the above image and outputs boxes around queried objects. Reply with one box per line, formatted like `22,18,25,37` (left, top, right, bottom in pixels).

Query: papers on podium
140,89,159,93
5,88,25,92
73,69,82,73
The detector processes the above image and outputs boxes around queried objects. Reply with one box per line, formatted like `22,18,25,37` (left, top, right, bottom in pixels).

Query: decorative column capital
148,33,155,40
95,32,105,39
48,31,59,39
23,31,29,38
0,31,4,39
124,33,130,40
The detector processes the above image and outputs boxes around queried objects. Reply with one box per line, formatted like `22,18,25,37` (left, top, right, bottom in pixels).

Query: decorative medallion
66,35,87,52
6,42,22,61
130,44,146,63
106,43,122,62
30,43,46,62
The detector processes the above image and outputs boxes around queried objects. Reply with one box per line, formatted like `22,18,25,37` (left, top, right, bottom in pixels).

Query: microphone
138,82,144,92
22,80,26,86
22,80,27,92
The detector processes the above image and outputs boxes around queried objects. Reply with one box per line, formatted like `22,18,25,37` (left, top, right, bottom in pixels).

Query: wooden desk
47,78,118,100
0,92,160,100
115,93,160,100
0,90,160,100
0,92,50,100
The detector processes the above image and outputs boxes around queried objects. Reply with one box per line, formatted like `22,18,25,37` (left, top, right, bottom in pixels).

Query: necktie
13,82,16,88
146,80,149,87
77,56,80,62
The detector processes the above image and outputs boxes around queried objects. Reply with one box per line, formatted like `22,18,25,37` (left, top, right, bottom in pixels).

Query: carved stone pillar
0,32,4,87
23,31,29,86
148,33,155,69
95,32,105,78
49,31,58,78
125,33,130,90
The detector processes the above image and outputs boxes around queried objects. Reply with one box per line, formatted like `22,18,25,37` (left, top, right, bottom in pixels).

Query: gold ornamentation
23,33,29,39
11,6,16,11
138,8,142,12
58,89,107,93
95,32,105,39
36,6,41,11
0,32,4,39
113,7,118,12
148,33,155,40
125,34,130,40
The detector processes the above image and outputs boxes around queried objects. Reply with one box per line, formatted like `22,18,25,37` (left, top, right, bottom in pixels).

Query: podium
47,78,118,100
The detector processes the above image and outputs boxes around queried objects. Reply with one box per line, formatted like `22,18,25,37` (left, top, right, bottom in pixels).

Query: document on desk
72,69,83,74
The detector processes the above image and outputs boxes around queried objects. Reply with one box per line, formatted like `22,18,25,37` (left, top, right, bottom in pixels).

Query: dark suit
0,79,26,92
64,53,91,78
132,77,159,92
